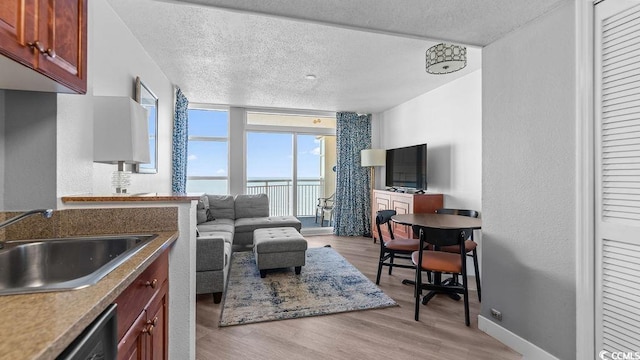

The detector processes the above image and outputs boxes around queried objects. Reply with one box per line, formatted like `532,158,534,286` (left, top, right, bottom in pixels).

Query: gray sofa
195,193,301,303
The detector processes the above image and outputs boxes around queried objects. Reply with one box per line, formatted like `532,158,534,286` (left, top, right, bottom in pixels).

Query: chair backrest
435,208,479,218
435,208,478,240
318,193,335,208
376,209,397,241
325,193,335,207
413,225,470,276
412,225,470,249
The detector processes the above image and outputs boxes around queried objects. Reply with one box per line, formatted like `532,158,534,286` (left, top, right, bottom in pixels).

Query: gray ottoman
253,227,308,278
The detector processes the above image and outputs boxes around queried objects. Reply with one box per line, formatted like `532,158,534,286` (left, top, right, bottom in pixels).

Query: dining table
391,212,482,304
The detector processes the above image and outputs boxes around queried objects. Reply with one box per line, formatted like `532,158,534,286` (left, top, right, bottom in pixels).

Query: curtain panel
334,112,372,236
172,87,189,193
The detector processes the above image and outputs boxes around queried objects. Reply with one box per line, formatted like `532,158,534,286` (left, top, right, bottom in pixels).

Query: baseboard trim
478,315,559,360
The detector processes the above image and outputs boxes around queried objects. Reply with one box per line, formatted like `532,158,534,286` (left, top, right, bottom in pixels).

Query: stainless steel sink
0,234,157,295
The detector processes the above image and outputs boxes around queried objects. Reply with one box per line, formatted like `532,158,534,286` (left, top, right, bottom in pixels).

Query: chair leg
414,267,422,321
463,278,470,326
320,211,325,227
472,249,481,302
376,249,385,285
388,253,395,275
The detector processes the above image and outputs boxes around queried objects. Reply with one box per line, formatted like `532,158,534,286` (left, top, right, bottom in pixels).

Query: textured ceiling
107,0,565,113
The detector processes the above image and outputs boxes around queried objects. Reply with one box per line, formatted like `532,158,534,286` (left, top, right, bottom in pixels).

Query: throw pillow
196,195,210,224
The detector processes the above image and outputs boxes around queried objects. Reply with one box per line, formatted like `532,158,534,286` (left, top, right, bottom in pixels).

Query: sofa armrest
196,235,227,272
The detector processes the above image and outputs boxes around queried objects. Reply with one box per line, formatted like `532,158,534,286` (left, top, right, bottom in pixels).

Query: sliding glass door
245,112,336,232
246,132,293,216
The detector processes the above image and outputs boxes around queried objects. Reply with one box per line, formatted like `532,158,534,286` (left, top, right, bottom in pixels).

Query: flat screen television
385,144,427,190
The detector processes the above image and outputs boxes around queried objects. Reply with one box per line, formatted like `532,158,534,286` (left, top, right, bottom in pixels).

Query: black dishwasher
56,304,117,360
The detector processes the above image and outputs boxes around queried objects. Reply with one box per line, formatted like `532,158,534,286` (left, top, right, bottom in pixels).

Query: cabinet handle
27,41,45,54
42,47,56,58
26,40,56,58
146,316,158,327
142,324,154,336
145,279,158,289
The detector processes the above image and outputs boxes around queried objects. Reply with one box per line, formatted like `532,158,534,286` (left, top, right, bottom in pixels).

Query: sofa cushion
234,216,302,234
234,194,269,219
198,220,235,243
207,194,235,219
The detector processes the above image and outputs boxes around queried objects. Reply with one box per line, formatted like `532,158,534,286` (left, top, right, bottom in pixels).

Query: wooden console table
372,189,443,240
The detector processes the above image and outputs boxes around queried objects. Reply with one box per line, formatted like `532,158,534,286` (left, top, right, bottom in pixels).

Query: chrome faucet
0,209,54,249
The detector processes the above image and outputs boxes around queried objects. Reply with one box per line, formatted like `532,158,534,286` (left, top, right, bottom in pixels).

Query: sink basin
0,234,157,295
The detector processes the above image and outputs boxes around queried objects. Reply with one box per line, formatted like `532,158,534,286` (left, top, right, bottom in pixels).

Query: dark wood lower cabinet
115,250,169,360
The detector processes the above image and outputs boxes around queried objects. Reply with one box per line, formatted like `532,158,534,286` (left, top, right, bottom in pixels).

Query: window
186,107,228,194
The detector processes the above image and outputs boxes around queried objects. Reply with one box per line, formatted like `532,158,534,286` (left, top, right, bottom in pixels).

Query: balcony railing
246,178,324,217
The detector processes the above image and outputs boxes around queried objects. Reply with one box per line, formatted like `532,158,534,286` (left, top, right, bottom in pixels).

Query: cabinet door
36,0,86,93
147,282,168,360
118,311,147,360
373,191,391,240
391,196,412,238
0,0,36,64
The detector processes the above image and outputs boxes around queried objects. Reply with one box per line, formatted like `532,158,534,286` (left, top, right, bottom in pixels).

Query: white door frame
576,0,595,359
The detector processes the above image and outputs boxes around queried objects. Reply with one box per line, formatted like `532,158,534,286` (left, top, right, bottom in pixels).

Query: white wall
0,90,4,209
56,0,174,204
375,70,482,212
482,1,576,359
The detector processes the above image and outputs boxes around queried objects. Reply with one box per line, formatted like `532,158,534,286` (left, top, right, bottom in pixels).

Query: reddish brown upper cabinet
0,0,87,94
372,189,443,240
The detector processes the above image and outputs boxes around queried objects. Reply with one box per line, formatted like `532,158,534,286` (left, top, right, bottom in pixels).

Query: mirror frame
134,76,158,174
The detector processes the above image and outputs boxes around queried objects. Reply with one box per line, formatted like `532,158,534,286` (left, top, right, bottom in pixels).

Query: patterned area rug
219,247,397,327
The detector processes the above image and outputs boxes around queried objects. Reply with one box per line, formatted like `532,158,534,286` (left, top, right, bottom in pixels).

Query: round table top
391,213,482,230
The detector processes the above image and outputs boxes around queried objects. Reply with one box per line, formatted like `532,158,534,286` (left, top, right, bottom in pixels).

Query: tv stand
372,190,443,241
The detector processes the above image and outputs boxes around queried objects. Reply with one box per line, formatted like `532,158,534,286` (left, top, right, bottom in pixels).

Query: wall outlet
490,308,503,321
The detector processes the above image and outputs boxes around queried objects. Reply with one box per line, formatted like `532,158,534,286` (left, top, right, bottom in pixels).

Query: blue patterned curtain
172,88,189,193
334,112,372,236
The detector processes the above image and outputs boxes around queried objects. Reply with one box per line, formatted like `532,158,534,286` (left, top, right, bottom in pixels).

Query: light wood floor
196,235,522,360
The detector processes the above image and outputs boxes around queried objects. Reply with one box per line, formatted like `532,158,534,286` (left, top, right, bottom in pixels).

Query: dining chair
375,210,421,285
435,208,481,301
412,225,471,325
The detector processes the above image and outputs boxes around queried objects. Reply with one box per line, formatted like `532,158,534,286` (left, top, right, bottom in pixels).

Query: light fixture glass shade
93,96,150,164
425,43,467,74
361,149,386,167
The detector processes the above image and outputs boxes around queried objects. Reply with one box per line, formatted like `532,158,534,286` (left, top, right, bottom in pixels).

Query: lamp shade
426,43,467,74
361,149,386,167
94,96,150,164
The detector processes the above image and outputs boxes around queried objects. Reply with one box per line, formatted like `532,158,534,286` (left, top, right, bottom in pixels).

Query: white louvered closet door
595,0,640,354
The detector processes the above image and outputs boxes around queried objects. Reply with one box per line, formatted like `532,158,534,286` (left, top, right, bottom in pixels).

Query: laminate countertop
0,230,178,360
61,193,200,203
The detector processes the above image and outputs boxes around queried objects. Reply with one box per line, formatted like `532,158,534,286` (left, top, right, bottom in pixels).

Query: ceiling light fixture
425,43,467,74
305,74,317,80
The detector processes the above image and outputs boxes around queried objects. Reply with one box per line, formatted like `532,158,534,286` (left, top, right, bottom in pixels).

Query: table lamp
94,96,150,194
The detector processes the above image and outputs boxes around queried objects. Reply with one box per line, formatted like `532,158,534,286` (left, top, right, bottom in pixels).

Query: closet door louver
596,0,640,353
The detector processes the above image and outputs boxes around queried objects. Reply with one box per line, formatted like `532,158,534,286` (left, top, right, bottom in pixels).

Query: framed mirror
134,76,158,173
